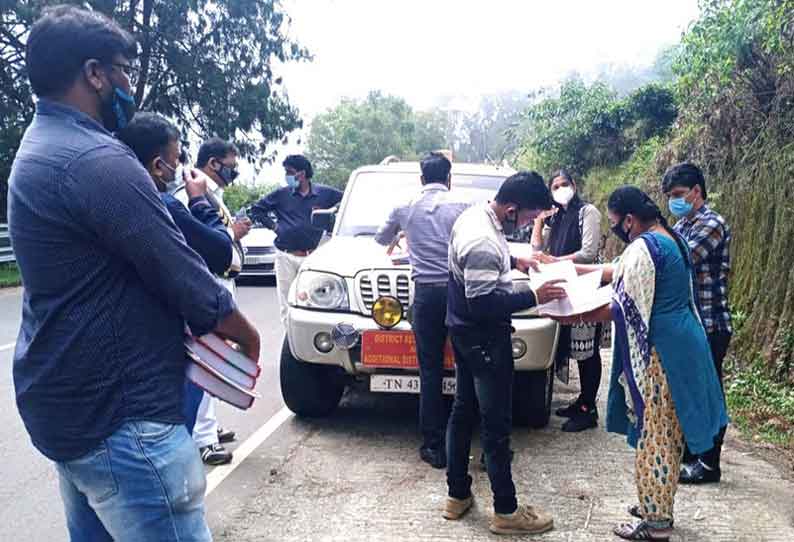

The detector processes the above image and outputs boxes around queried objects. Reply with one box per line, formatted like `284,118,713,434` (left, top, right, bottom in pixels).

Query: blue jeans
412,283,449,451
447,329,517,514
56,421,211,542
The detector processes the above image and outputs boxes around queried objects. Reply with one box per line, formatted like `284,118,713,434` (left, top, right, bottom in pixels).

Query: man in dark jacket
118,112,239,465
118,113,233,276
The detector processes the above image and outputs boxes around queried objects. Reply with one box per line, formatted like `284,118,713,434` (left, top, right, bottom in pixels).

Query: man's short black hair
420,152,452,184
26,5,138,98
495,171,552,211
117,112,179,167
662,162,708,200
282,155,313,179
196,137,239,168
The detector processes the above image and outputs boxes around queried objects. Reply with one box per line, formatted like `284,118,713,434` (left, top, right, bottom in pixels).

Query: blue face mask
285,174,299,189
100,86,136,132
668,194,694,217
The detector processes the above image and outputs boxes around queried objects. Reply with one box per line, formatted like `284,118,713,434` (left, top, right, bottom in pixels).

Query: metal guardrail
0,223,14,264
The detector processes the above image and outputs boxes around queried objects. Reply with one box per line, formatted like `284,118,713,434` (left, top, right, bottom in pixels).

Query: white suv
280,161,560,427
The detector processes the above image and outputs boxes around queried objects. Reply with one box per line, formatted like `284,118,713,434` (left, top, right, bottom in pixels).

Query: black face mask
502,210,518,237
214,162,239,186
611,216,632,244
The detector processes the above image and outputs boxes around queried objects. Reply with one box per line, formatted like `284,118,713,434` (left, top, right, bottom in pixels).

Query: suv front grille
357,271,412,314
245,246,275,256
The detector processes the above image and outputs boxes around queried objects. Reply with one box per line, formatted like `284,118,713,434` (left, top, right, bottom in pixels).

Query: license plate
361,330,454,369
370,374,456,395
245,255,270,264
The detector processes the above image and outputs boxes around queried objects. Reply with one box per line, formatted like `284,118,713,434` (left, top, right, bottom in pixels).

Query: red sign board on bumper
361,330,454,369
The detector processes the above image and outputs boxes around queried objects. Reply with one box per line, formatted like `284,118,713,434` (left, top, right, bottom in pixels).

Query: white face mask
553,185,575,206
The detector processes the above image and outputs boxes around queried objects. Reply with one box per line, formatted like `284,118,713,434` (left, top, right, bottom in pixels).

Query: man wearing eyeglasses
8,6,260,541
170,137,252,465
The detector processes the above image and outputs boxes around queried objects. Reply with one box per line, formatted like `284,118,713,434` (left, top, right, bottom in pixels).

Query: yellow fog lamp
372,296,403,329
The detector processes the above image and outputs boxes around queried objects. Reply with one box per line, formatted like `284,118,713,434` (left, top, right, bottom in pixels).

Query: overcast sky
253,0,700,183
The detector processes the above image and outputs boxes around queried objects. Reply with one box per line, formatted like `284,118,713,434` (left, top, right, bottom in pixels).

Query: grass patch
0,262,21,288
725,362,794,449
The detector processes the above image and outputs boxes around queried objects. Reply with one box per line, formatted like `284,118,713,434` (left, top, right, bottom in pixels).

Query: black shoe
679,459,721,484
200,443,233,466
420,446,446,469
217,426,236,444
555,398,583,418
561,405,598,432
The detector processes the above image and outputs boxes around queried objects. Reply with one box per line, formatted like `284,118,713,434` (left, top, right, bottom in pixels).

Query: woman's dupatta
606,233,663,446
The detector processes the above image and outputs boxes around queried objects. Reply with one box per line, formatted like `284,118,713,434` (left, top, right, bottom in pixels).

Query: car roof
351,161,516,178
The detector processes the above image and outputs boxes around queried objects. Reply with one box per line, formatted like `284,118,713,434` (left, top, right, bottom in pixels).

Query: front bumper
286,306,559,375
240,254,276,276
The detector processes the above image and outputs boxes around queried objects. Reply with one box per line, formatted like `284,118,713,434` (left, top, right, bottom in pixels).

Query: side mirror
311,207,337,233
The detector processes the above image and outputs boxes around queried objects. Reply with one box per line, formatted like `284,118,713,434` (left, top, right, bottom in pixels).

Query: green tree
223,183,278,215
305,91,447,188
515,78,677,176
517,78,627,176
1,0,310,219
444,92,531,164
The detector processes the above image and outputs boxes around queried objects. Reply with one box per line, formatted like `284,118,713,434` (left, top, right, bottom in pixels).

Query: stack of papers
185,333,261,410
529,261,612,317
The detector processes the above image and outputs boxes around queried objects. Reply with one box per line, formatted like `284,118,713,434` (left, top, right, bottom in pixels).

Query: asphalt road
1,282,793,541
0,280,292,542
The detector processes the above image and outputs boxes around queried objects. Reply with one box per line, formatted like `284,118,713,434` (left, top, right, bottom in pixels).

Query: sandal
626,505,674,527
614,520,672,541
627,504,643,520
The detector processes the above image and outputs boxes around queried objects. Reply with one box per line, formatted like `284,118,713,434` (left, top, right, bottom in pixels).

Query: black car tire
512,365,554,428
280,337,345,417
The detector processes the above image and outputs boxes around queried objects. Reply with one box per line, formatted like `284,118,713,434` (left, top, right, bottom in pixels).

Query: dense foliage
1,0,309,218
515,79,677,177
304,91,449,188
516,0,794,376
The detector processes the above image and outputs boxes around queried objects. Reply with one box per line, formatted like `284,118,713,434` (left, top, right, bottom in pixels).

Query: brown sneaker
490,504,554,535
442,495,474,520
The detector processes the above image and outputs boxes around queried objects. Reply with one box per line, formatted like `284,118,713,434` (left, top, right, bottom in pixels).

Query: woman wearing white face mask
530,170,604,432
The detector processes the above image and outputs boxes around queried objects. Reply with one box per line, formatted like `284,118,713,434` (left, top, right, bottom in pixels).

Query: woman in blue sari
553,186,727,541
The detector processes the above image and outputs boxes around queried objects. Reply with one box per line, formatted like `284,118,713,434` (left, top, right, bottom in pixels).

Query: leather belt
415,281,448,288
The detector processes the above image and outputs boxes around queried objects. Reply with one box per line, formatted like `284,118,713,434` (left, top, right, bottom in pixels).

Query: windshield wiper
354,231,376,237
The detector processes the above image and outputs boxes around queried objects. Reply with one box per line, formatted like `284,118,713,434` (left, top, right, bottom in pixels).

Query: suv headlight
294,271,349,310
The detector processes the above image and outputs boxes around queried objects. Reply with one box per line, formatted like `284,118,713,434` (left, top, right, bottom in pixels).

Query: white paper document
508,242,534,262
529,261,612,317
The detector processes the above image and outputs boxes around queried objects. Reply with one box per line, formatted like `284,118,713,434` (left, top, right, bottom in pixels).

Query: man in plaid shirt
663,162,731,485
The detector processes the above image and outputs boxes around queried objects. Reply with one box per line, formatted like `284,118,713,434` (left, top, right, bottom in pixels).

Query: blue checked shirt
674,205,733,335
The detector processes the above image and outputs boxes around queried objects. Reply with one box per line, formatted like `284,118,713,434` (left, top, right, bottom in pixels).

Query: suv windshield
336,171,507,237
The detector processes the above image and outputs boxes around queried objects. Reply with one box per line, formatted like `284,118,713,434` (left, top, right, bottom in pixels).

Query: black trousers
557,324,603,409
685,331,731,467
446,329,517,514
412,283,449,451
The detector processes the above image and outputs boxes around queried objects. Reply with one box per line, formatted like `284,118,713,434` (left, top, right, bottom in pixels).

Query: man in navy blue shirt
250,155,343,325
7,6,259,541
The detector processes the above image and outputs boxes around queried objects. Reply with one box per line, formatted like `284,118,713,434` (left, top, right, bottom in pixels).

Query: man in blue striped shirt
376,153,470,469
